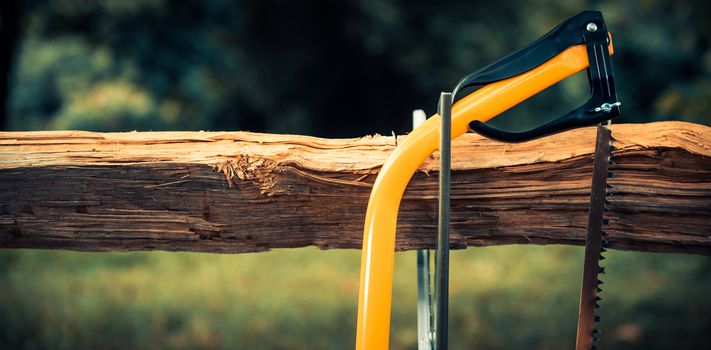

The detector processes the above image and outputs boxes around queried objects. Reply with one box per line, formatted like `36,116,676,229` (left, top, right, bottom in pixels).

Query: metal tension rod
434,92,452,349
414,109,434,350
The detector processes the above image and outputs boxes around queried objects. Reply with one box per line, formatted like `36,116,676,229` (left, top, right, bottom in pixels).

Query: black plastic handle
469,101,618,142
452,11,602,98
453,10,621,143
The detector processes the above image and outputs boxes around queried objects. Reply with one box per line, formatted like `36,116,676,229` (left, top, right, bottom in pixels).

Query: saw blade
575,121,615,350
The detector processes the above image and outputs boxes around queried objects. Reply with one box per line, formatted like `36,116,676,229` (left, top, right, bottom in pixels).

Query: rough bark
0,121,709,255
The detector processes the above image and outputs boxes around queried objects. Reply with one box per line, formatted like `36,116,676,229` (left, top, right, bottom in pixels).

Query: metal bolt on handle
594,101,622,113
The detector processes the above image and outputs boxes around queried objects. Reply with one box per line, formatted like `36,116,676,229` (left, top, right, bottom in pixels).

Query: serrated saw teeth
590,129,615,349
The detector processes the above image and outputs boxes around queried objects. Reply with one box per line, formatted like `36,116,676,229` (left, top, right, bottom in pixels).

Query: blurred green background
2,248,710,349
0,0,710,349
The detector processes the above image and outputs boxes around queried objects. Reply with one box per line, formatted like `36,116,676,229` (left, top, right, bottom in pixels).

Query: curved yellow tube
355,40,614,350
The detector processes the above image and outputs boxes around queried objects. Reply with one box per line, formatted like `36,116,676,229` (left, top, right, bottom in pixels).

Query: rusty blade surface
575,122,613,350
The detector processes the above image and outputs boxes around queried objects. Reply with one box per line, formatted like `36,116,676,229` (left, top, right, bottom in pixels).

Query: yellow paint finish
356,40,614,350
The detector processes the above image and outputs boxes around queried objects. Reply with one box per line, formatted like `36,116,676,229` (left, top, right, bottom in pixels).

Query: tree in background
0,0,20,130
4,0,710,136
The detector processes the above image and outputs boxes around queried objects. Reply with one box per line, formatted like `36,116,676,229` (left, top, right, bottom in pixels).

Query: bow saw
355,10,621,350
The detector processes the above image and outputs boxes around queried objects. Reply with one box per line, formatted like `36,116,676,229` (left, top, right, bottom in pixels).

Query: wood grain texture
1,121,709,255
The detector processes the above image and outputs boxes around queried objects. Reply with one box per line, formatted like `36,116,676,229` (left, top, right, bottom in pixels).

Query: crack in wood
0,122,709,255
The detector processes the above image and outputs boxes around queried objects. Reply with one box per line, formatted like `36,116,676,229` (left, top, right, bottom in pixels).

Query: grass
1,245,709,349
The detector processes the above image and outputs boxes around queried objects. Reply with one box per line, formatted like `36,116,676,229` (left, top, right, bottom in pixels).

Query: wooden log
0,121,709,255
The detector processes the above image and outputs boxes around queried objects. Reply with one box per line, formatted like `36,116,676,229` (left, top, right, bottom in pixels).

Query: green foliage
0,247,709,349
7,0,711,134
